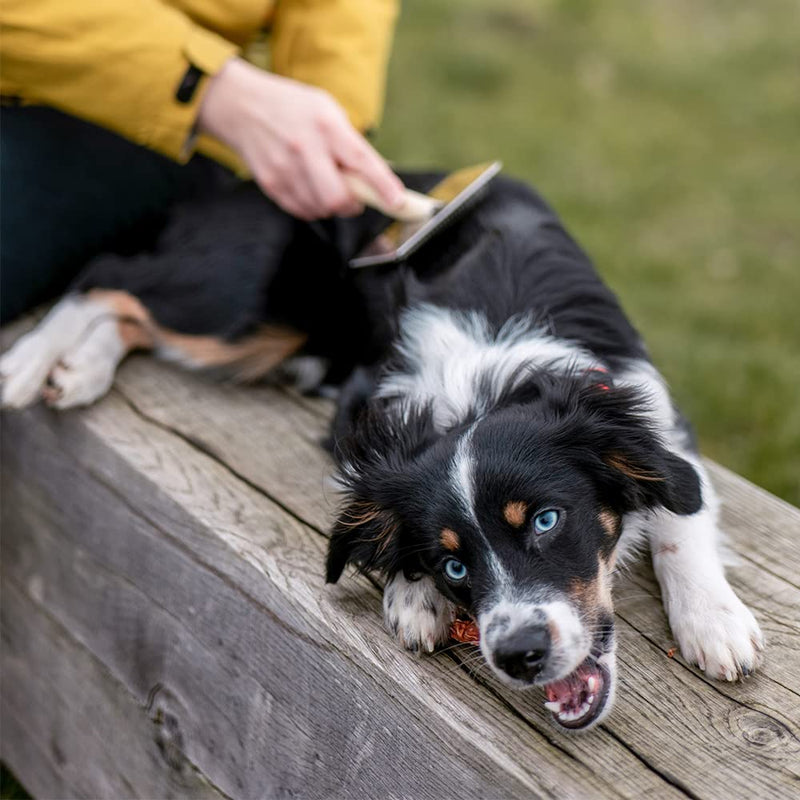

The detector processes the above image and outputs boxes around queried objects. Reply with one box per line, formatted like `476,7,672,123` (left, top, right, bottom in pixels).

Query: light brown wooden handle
343,173,440,222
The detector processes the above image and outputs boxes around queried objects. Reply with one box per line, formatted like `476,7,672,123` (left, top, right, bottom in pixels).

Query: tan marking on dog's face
598,508,620,538
568,559,614,619
547,618,562,647
440,528,460,551
597,558,614,609
503,501,528,528
568,578,597,609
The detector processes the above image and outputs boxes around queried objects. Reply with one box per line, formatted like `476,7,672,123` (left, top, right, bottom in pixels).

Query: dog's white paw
0,328,61,409
1,296,113,410
42,352,116,410
2,298,125,412
40,316,124,409
383,573,455,653
668,583,764,681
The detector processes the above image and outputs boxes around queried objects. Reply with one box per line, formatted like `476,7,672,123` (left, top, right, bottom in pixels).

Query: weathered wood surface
1,343,799,800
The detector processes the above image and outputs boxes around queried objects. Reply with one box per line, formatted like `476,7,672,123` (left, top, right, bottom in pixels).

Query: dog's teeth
555,699,595,725
587,694,596,706
544,701,562,713
587,676,599,693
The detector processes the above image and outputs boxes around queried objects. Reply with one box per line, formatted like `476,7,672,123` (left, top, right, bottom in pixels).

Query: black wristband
175,65,204,104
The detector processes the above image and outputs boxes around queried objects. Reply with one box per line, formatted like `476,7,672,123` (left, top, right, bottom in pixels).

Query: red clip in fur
586,366,611,392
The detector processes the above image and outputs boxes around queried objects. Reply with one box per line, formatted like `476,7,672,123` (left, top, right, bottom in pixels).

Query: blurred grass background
0,4,795,796
0,765,29,800
373,0,800,506
2,4,796,797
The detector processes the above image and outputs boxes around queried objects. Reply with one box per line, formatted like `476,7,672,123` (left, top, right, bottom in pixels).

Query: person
0,0,405,323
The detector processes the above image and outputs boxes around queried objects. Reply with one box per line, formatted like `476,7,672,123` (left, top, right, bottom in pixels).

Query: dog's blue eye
443,558,468,583
534,509,560,534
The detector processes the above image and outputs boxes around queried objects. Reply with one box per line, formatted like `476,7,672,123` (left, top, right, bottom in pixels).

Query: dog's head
327,374,701,730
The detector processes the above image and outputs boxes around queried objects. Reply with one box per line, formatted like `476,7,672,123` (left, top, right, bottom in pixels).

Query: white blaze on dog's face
434,422,623,731
327,380,702,732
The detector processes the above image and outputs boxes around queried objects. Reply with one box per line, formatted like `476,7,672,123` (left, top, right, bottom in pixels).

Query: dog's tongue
543,658,604,728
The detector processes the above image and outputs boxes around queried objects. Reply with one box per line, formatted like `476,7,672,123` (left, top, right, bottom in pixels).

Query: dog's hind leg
42,291,156,408
153,324,307,383
1,290,153,409
1,286,308,410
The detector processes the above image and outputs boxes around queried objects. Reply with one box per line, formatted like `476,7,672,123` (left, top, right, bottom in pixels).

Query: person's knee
0,106,213,324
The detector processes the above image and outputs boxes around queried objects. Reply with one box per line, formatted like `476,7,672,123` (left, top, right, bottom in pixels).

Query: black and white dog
0,173,763,731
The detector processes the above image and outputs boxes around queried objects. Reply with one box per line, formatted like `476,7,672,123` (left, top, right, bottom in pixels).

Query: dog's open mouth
542,657,610,729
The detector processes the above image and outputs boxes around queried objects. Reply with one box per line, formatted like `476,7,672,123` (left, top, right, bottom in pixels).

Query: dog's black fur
54,170,736,730
74,172,650,385
324,174,700,579
326,375,701,586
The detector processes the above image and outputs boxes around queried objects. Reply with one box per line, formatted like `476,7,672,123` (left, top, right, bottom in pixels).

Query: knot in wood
149,685,190,773
732,708,798,754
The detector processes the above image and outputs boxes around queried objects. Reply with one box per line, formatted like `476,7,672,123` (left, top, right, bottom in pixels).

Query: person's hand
197,58,405,220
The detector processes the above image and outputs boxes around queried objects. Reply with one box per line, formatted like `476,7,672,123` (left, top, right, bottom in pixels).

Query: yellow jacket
0,0,399,172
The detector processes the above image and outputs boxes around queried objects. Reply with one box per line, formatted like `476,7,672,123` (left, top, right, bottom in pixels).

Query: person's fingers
302,147,363,217
275,153,325,220
332,128,405,209
271,191,312,220
287,177,321,220
255,167,316,220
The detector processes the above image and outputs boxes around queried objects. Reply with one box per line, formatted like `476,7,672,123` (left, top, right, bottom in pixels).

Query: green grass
0,766,30,800
374,0,800,505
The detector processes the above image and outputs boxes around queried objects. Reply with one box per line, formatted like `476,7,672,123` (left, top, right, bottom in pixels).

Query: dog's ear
561,384,702,516
326,500,401,583
597,440,702,516
326,402,440,583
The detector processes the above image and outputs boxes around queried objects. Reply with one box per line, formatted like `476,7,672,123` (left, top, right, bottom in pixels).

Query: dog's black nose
494,625,551,681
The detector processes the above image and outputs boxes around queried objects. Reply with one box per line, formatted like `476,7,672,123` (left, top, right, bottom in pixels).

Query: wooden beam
2,351,799,798
0,394,611,799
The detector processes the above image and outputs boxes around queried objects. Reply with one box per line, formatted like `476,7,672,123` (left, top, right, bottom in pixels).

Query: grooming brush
345,161,502,268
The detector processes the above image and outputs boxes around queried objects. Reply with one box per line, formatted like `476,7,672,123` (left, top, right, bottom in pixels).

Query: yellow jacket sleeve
0,0,240,162
270,0,400,133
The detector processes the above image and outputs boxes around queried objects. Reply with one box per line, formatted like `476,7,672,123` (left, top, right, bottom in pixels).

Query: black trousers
0,105,233,324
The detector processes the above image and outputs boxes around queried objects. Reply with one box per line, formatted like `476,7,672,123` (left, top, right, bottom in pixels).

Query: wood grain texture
1,582,226,800
2,349,799,799
1,395,609,800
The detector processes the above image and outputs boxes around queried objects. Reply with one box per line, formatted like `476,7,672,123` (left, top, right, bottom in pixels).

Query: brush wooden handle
343,172,440,222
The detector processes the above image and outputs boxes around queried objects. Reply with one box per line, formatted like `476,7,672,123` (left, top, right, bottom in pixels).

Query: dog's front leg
383,572,455,653
648,468,764,680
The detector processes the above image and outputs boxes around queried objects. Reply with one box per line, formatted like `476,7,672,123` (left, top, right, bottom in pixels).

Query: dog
0,172,764,731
